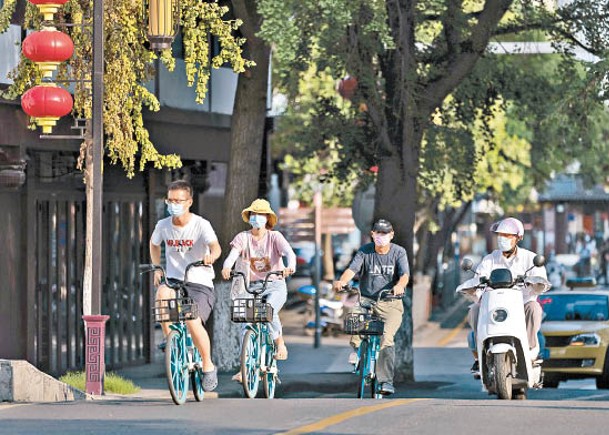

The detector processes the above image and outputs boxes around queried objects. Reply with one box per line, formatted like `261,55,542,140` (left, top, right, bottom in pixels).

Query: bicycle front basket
152,297,199,323
343,313,384,335
231,298,274,323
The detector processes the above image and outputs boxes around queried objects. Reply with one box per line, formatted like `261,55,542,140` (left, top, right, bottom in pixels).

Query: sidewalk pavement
113,301,470,401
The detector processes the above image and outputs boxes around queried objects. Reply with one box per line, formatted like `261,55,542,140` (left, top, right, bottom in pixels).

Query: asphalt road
2,346,609,435
4,312,609,435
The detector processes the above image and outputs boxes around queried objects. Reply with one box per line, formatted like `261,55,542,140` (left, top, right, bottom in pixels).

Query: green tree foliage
258,0,609,381
0,0,252,177
262,0,609,234
273,65,375,206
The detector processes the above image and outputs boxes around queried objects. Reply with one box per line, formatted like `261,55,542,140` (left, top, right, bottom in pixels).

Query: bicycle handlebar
338,285,403,304
377,288,404,302
229,270,284,295
140,261,210,289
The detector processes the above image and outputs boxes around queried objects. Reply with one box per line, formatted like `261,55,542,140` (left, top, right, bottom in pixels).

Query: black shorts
166,279,215,323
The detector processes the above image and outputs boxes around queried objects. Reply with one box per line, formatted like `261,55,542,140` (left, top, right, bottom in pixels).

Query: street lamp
146,0,180,51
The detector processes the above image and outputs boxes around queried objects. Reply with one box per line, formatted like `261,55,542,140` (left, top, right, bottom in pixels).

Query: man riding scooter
466,217,548,376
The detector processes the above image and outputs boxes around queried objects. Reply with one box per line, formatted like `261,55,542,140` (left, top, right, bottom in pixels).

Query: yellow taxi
539,280,609,389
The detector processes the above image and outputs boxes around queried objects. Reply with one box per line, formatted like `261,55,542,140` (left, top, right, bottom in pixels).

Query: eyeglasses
165,198,190,205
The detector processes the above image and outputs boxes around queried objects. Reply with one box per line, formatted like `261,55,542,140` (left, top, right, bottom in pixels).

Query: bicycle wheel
262,334,277,399
241,329,260,399
357,339,369,399
165,329,188,405
191,346,204,402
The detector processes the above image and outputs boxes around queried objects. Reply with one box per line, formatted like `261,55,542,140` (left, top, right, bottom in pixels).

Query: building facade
0,2,263,375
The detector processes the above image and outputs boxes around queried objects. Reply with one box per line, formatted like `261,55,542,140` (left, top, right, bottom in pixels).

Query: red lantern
21,84,73,133
27,0,69,21
337,75,358,100
22,29,74,78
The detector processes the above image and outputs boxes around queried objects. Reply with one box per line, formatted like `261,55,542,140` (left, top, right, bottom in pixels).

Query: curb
0,359,86,403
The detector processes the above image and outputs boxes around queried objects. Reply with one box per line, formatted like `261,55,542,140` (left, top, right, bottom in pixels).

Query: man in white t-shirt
150,180,222,392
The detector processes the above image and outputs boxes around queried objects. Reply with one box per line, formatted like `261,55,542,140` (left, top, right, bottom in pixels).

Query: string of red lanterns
20,0,73,134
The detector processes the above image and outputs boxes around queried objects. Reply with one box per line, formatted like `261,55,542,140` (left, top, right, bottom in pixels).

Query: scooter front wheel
494,352,513,400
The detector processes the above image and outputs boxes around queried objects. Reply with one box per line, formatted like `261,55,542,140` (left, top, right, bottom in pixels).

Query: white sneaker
348,351,359,365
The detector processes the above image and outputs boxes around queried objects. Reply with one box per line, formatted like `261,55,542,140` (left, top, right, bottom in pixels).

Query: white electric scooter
457,255,551,400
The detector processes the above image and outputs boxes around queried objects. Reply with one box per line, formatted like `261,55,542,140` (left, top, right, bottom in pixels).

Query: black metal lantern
146,0,180,51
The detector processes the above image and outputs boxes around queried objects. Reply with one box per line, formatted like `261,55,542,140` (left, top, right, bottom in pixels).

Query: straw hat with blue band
241,199,278,228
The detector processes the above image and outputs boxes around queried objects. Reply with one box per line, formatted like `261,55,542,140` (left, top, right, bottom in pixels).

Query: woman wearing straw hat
222,198,296,381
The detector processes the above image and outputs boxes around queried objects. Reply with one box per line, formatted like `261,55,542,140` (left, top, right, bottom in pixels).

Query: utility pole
82,0,109,396
313,189,322,348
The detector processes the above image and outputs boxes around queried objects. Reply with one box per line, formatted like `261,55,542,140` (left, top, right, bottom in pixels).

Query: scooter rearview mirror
524,254,546,275
533,254,546,268
461,258,474,272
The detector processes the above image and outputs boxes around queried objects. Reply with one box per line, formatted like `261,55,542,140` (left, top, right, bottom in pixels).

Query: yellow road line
436,314,468,347
275,398,425,435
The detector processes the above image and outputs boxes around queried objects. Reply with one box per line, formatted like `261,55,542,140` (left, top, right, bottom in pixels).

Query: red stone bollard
82,315,110,395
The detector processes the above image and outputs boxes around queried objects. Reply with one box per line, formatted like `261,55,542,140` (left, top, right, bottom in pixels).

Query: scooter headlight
492,308,508,323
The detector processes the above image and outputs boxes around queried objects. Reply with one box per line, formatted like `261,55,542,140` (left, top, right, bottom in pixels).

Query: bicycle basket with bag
152,297,199,323
343,312,384,335
231,298,274,323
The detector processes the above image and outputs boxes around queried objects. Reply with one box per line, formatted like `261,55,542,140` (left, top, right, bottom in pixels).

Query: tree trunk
220,3,270,246
211,281,242,372
374,125,421,382
214,0,271,369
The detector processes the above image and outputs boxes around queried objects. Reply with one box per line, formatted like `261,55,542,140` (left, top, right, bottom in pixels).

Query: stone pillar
82,315,110,395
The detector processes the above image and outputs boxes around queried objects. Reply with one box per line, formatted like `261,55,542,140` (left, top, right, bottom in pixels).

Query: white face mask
497,236,514,252
249,214,267,229
373,234,392,247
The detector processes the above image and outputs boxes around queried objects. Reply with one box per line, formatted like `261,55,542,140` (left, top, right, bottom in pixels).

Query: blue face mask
167,202,186,217
249,214,267,229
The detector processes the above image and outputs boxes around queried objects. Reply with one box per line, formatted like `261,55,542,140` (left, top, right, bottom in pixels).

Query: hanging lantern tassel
21,84,73,133
22,28,74,78
27,0,70,21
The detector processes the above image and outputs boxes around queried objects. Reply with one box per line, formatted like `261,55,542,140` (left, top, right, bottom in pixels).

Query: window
539,294,609,321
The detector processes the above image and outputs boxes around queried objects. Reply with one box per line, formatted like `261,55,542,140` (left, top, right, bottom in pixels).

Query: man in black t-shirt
333,219,410,395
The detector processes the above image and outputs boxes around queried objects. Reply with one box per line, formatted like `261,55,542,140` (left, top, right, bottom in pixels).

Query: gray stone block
0,359,87,402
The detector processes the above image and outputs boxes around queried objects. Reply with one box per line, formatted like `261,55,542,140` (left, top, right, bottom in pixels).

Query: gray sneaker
379,382,395,395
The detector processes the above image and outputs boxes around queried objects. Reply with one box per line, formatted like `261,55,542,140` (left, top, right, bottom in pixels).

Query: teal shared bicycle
143,261,206,405
341,287,402,399
230,270,283,399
